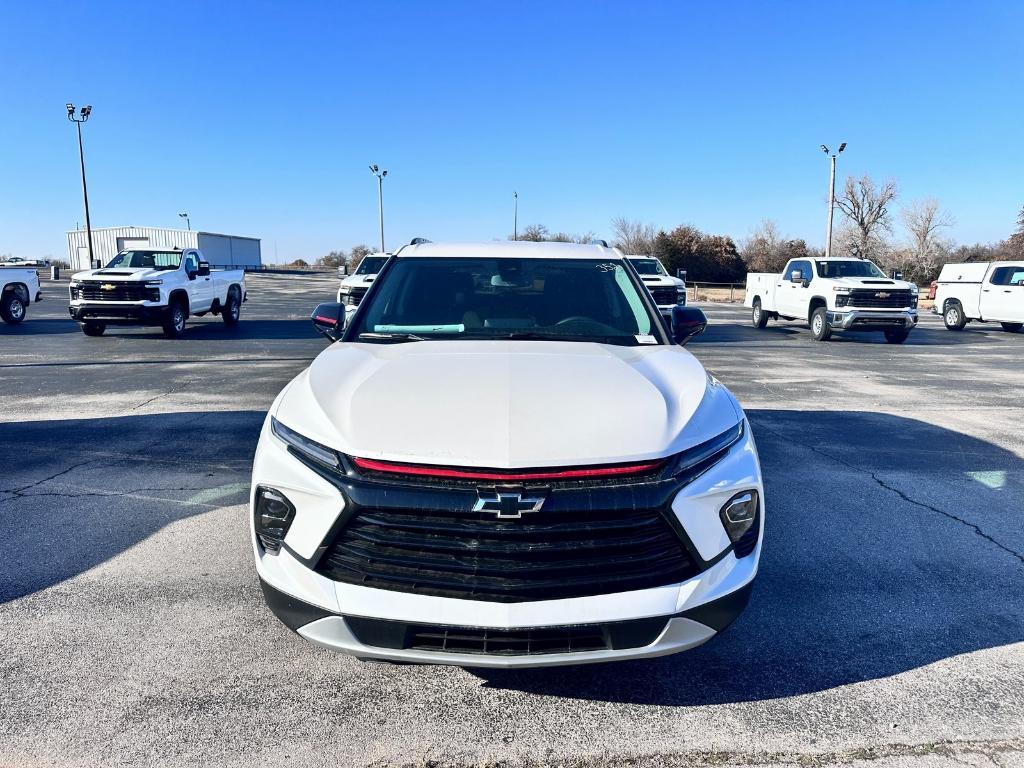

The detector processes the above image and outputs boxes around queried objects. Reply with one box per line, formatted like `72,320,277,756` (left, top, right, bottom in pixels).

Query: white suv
251,240,763,667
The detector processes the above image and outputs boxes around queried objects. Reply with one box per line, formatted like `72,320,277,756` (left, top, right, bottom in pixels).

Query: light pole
66,103,94,268
513,191,518,241
820,142,846,258
179,212,191,231
369,164,387,253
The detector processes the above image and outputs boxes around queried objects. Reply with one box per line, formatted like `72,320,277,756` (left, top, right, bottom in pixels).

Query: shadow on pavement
471,409,1024,704
0,411,263,604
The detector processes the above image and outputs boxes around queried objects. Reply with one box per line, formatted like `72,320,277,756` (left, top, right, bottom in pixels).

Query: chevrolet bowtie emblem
876,292,890,298
101,283,117,290
473,491,545,519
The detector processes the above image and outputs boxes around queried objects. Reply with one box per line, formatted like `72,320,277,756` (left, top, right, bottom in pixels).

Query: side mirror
197,261,210,277
671,306,707,345
790,270,803,283
311,302,345,342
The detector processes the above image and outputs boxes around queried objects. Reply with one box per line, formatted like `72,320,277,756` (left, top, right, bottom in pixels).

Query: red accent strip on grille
350,456,666,481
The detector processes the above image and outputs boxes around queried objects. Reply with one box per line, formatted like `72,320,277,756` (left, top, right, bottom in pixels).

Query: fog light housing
720,490,759,551
254,486,295,554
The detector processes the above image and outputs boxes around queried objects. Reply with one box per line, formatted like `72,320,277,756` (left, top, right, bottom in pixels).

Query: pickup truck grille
73,282,155,302
342,286,368,307
647,286,679,306
316,503,698,602
844,289,914,309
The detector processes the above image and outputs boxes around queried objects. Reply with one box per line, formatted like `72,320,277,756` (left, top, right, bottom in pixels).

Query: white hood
832,276,915,290
72,267,164,282
638,275,684,288
275,341,742,468
341,274,377,288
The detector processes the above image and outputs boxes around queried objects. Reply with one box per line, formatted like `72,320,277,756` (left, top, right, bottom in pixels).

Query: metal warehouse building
65,227,262,271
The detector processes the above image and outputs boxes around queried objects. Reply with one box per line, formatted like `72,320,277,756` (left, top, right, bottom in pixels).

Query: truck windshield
356,256,388,275
105,251,182,270
628,258,666,276
815,260,886,278
350,257,659,345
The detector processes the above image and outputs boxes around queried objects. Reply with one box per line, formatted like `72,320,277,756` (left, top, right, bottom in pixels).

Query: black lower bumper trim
679,580,754,631
259,578,333,632
69,303,170,325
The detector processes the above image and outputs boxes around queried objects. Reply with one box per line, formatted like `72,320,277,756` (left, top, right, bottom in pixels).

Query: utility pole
513,191,518,241
369,164,388,253
820,142,846,258
67,103,94,268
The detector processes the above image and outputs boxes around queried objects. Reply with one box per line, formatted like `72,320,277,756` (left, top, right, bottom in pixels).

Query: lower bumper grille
345,615,669,655
316,504,699,602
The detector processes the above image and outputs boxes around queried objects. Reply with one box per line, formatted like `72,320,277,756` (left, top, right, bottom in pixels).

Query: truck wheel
943,302,966,331
752,299,769,329
222,290,241,326
884,329,910,344
162,301,187,339
1001,322,1023,333
810,307,831,341
0,293,26,324
80,322,105,336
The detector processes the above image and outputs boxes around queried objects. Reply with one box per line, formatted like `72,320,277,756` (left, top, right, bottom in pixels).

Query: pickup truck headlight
836,295,851,308
675,287,686,305
271,416,340,468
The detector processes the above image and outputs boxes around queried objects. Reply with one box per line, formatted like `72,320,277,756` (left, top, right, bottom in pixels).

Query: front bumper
827,309,918,331
69,302,170,325
251,411,763,667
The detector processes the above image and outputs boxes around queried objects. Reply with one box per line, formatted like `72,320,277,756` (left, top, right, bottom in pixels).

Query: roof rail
409,237,432,245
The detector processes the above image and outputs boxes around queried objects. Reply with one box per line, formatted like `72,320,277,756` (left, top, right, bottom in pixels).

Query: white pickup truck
627,255,687,316
0,267,42,325
69,247,246,338
745,257,919,343
934,261,1024,333
336,253,389,308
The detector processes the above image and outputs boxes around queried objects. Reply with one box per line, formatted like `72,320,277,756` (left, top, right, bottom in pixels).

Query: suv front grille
344,615,669,655
845,289,913,308
74,282,154,302
648,286,678,305
316,503,698,602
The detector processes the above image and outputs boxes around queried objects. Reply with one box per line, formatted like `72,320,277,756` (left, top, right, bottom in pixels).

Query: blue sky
1,1,1022,262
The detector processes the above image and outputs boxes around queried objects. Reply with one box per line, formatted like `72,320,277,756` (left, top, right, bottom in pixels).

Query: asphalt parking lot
2,274,1022,768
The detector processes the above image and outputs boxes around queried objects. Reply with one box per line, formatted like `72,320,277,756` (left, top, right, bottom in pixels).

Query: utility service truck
69,248,246,338
745,257,919,343
933,261,1024,332
0,266,42,325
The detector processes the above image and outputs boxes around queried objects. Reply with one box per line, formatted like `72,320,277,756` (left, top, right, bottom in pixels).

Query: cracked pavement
1,278,1022,767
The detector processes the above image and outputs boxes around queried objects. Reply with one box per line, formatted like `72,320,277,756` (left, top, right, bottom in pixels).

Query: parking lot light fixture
67,103,95,269
821,142,847,258
179,212,191,231
370,164,388,253
513,191,518,241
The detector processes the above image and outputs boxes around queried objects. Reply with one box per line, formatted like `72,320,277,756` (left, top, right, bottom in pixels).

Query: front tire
884,329,910,344
752,299,769,329
1001,322,1023,333
222,290,241,326
943,302,967,331
80,322,105,336
162,301,187,339
810,307,832,341
0,293,26,325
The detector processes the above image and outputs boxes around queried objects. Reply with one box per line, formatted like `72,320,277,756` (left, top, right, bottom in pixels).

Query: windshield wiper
357,332,428,342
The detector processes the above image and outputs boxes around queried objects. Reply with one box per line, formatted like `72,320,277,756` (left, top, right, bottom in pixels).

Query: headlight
833,287,852,293
70,280,82,288
338,285,352,295
670,421,744,482
271,416,340,468
144,279,163,286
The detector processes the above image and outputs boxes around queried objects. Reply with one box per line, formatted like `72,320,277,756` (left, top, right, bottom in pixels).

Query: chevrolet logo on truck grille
473,491,545,519
876,292,891,298
101,283,117,291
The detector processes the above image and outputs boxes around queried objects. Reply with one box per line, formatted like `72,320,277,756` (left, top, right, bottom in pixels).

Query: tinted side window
799,261,814,281
990,266,1024,286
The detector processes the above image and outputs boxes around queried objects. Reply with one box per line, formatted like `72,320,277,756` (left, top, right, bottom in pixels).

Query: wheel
221,290,241,326
752,299,769,329
1001,322,1023,333
0,292,26,325
80,322,105,336
162,301,187,338
943,302,966,331
884,329,909,344
810,307,831,341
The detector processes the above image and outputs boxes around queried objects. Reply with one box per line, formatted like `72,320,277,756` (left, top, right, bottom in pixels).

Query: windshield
349,257,659,345
815,260,886,279
628,258,666,276
356,256,388,275
105,251,182,270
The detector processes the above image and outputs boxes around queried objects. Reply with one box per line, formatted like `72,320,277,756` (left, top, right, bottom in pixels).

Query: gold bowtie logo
876,292,890,298
101,283,117,290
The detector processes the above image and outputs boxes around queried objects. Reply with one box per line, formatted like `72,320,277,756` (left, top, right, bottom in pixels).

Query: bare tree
835,176,898,259
900,199,954,281
348,244,373,271
610,217,657,254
